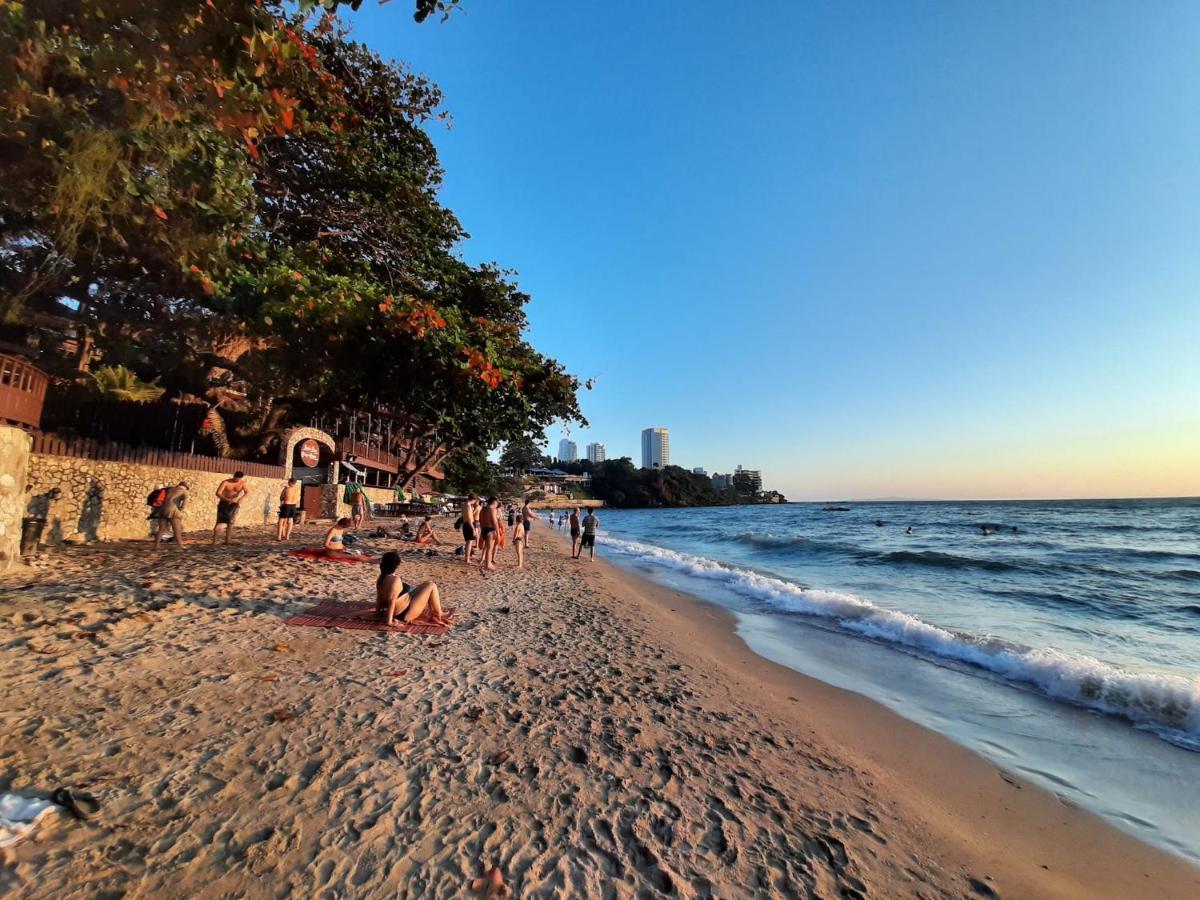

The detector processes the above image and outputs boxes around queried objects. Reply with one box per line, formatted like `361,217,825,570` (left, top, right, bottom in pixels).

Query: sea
593,499,1200,862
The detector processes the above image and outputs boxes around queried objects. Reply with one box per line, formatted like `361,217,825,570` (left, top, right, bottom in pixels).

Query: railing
336,437,445,480
0,354,48,429
31,433,287,479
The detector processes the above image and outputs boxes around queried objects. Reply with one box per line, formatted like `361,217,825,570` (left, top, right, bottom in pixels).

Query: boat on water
822,505,851,511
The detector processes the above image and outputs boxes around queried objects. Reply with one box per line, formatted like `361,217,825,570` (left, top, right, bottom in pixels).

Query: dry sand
0,521,1196,898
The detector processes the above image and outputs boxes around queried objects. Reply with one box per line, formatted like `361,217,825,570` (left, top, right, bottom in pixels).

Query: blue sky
351,1,1200,500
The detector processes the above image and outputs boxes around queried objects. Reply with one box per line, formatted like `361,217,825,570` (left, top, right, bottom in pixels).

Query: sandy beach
1,521,1196,899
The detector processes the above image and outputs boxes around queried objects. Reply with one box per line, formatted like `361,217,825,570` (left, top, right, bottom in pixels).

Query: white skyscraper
641,427,670,469
586,442,606,463
557,439,578,463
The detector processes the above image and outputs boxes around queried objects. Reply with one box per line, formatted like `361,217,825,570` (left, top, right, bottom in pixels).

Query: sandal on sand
51,788,100,821
470,865,508,897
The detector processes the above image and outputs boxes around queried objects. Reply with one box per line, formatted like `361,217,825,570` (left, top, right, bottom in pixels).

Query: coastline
0,522,1195,897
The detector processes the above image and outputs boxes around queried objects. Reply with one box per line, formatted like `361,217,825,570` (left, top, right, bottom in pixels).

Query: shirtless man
521,500,539,536
375,551,451,628
213,472,248,545
277,478,301,541
568,507,582,558
461,496,479,564
153,481,189,549
477,497,501,571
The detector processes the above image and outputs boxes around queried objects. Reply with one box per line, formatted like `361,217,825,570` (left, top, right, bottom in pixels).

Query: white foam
603,536,1200,744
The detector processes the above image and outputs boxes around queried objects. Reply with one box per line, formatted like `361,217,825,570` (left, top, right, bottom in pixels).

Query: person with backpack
153,481,190,549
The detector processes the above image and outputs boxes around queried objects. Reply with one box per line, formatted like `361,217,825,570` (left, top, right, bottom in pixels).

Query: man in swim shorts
477,497,500,571
277,478,301,541
579,508,599,561
213,472,248,545
462,496,479,564
569,507,582,559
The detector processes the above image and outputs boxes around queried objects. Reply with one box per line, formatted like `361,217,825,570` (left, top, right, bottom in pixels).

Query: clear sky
350,1,1200,501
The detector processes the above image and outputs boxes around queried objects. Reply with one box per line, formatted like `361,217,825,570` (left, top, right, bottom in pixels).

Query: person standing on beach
521,500,539,536
350,484,368,530
579,508,600,561
569,507,582,558
478,497,501,571
213,472,248,545
277,478,301,541
462,496,479,564
154,481,189,549
512,514,526,569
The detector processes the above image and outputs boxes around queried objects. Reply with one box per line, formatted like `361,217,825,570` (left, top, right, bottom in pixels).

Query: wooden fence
31,433,287,479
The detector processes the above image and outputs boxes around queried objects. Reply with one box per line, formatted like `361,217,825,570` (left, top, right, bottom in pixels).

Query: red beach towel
288,548,379,564
285,600,456,635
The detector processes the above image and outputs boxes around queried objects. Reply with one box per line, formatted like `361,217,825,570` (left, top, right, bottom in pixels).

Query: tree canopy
0,0,582,478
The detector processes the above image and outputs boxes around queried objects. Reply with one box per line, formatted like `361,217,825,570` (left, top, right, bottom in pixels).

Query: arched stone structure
279,427,336,477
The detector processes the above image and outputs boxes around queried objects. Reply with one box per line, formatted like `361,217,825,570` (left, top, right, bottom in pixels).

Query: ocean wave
733,532,1023,572
873,549,1020,572
602,536,1200,748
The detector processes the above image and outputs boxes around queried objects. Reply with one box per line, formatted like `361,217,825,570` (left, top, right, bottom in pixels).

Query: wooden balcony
336,436,444,480
0,354,48,430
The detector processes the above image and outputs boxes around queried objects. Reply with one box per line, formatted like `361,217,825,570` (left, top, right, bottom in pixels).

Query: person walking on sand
569,507,582,558
478,497,501,571
213,472,248,545
578,508,600,561
461,496,479,564
277,478,301,541
350,484,368,530
154,481,189,549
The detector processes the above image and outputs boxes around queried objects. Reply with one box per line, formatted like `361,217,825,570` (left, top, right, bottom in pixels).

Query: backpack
453,515,463,529
147,488,168,508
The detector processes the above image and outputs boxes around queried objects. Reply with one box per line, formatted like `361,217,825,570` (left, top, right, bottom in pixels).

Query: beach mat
288,548,379,564
285,600,455,635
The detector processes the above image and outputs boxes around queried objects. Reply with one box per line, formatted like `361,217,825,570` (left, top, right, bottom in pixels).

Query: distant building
692,467,707,476
557,439,578,463
641,427,669,469
733,465,762,494
711,473,732,491
586,442,606,463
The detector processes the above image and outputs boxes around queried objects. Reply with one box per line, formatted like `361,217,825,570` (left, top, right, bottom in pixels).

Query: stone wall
0,426,32,570
26,454,290,545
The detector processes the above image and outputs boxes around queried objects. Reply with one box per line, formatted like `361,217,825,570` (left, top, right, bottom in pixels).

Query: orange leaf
153,206,168,220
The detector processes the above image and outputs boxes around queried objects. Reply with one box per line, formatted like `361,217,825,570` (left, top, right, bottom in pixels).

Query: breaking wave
603,536,1200,750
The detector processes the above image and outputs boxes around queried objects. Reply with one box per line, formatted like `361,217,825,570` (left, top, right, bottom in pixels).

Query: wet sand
0,522,1196,898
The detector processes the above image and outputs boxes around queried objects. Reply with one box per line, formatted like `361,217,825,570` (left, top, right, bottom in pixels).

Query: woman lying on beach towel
288,518,379,563
376,551,452,627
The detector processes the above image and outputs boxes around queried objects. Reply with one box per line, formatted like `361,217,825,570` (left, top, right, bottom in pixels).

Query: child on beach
512,516,526,569
375,551,451,627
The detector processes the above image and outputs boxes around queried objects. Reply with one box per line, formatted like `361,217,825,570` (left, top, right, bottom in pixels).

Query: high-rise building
586,442,606,463
557,439,578,463
692,467,707,476
712,473,732,491
733,465,762,494
641,427,670,469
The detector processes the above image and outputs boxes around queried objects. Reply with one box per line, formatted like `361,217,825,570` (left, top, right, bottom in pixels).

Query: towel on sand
285,600,455,635
0,793,59,848
288,548,379,564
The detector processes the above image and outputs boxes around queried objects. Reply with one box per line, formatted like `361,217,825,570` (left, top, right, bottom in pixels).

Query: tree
1,1,584,470
441,445,497,497
499,435,546,475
